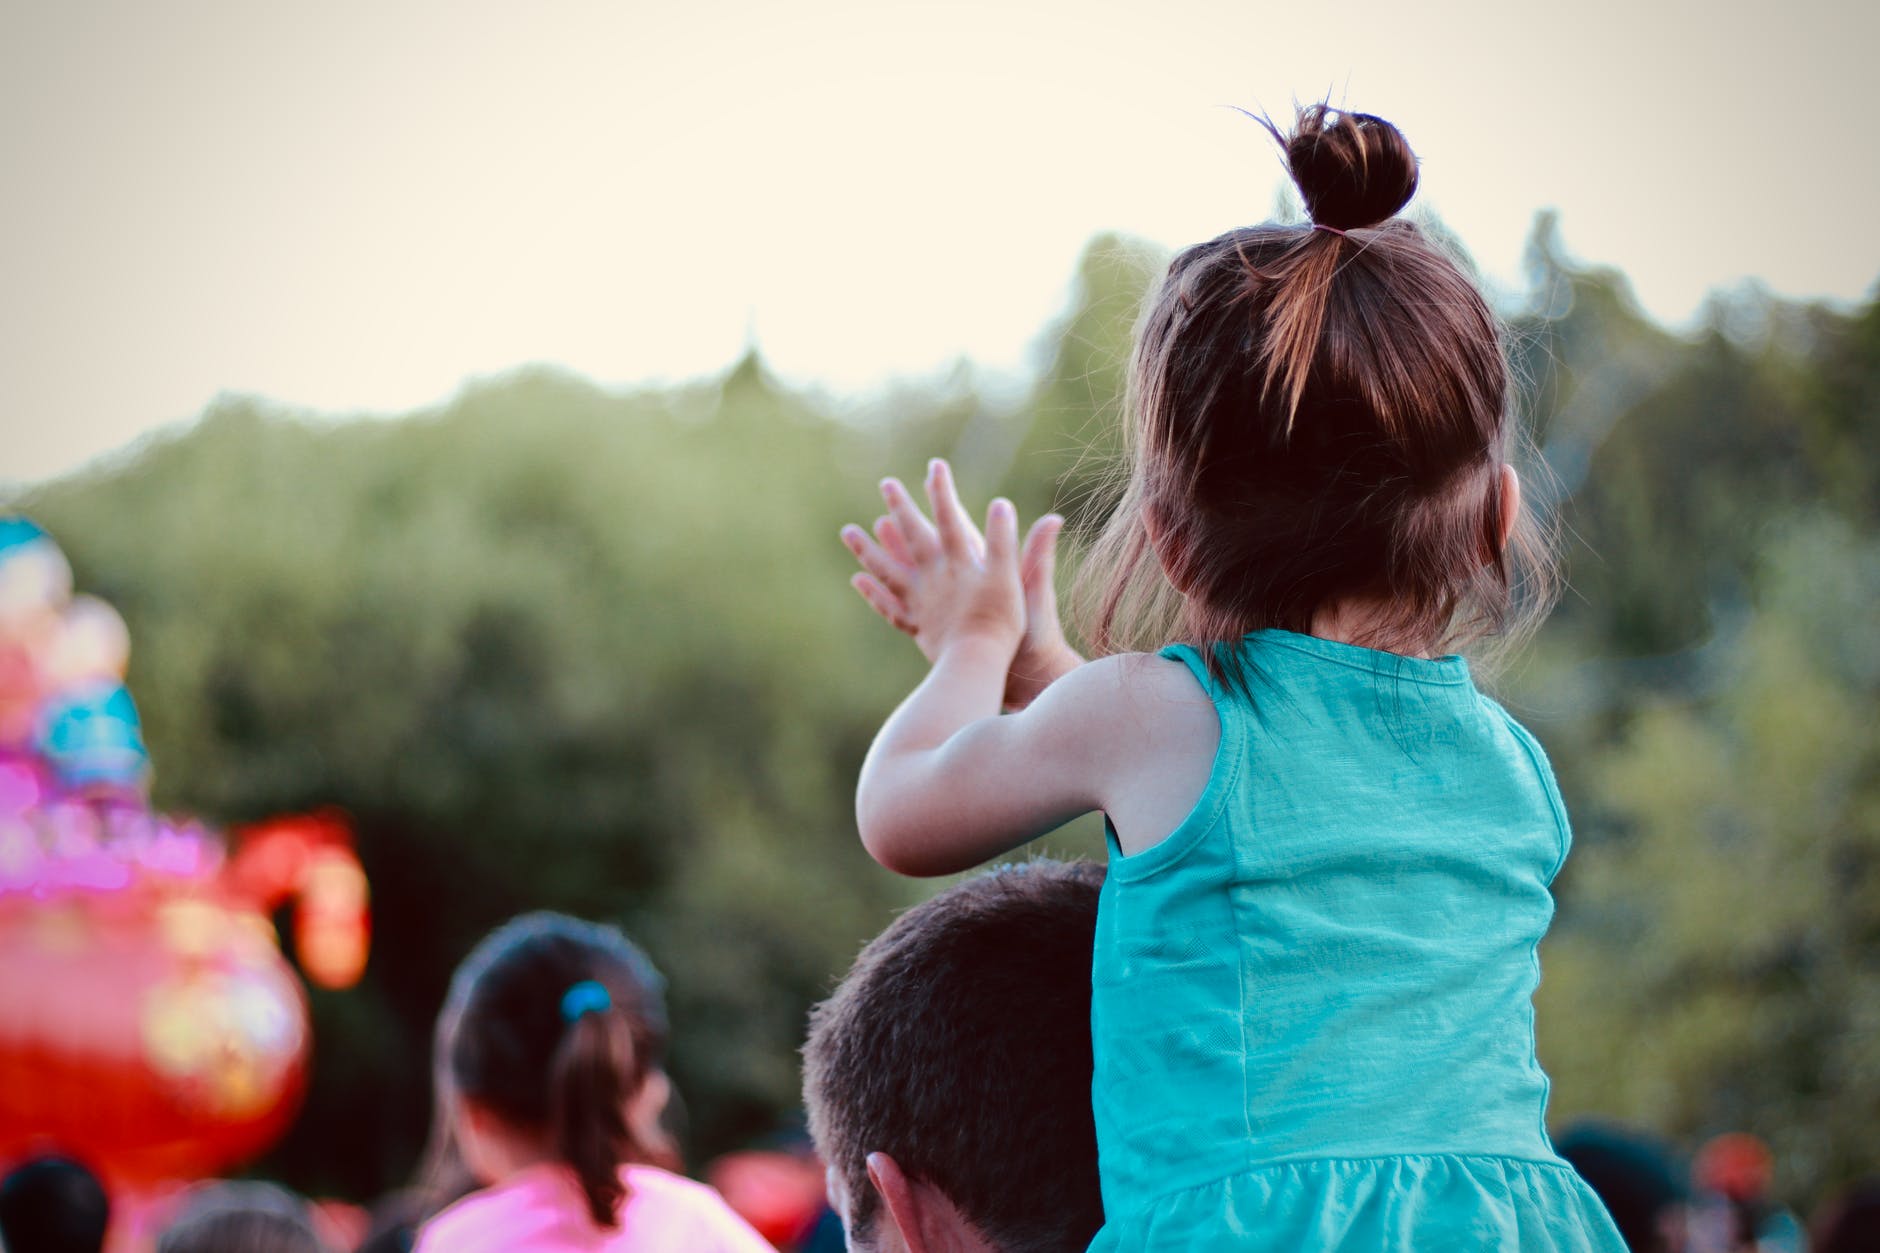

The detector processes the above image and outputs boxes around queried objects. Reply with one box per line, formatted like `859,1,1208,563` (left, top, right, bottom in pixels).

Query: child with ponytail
414,913,770,1253
842,105,1629,1249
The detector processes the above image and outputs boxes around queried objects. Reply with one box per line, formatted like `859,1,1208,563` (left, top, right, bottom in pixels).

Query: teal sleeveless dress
1088,631,1625,1250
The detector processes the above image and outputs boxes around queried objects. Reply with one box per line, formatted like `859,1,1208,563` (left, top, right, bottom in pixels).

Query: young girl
840,106,1628,1249
413,912,771,1253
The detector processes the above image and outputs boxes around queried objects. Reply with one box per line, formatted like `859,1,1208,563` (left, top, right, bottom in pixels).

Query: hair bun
1284,105,1419,232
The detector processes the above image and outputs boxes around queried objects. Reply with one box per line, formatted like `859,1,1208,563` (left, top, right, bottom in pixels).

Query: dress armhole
1495,707,1573,883
1104,644,1244,883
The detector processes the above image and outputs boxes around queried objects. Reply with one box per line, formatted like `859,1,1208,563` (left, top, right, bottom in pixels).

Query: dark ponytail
549,1002,637,1226
1253,105,1421,433
442,913,679,1230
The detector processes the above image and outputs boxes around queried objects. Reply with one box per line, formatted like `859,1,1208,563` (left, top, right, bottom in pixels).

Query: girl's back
418,1164,768,1253
1091,631,1609,1247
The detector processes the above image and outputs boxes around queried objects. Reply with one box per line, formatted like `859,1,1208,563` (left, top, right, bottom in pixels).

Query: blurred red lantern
0,522,369,1195
0,875,310,1187
229,813,370,991
0,809,370,1191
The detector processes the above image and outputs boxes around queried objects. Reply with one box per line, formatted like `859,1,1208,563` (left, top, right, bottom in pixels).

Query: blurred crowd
0,902,838,1253
3,517,1878,1252
3,872,1878,1253
1551,1124,1878,1253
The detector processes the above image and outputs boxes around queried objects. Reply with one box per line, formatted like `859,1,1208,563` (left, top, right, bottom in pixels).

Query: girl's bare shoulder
1052,650,1213,709
1037,651,1217,765
1038,651,1219,856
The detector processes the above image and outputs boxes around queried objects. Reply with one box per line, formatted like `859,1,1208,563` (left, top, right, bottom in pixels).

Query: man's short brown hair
802,859,1105,1252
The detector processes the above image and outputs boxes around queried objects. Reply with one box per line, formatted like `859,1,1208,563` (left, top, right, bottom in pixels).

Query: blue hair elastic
560,980,612,1023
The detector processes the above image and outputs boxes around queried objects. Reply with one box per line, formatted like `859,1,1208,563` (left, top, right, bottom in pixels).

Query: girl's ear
454,1095,506,1186
1497,464,1521,553
628,1068,671,1143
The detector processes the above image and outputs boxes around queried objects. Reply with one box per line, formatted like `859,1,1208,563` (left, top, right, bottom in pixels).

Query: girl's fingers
840,523,913,598
880,477,939,561
984,498,1019,572
851,573,916,635
873,515,915,568
1020,514,1064,614
925,459,980,559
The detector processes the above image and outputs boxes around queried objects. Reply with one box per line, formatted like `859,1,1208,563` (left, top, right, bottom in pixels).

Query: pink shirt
415,1163,775,1253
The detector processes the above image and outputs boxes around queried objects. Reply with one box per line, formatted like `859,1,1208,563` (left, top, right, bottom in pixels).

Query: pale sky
2,0,1875,485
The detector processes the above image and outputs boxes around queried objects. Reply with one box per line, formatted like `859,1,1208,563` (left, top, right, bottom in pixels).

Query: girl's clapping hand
841,459,1082,709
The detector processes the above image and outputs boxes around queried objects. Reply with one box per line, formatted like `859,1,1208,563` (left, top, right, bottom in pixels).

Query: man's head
157,1181,330,1253
803,858,1105,1253
0,1156,110,1253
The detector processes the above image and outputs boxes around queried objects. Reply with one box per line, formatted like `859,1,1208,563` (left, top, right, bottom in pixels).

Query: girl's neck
459,1104,557,1186
1306,598,1441,660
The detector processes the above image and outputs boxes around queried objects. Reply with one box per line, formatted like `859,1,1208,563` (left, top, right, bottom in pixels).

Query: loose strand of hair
1256,241,1344,436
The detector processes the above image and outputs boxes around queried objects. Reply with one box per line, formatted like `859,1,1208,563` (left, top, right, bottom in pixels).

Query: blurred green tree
1537,515,1880,1197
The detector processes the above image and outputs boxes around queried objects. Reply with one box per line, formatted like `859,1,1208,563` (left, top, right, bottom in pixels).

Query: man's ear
865,1153,993,1253
866,1153,924,1253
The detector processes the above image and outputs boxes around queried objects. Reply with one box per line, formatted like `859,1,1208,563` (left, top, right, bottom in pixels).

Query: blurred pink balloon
0,537,73,625
46,595,132,686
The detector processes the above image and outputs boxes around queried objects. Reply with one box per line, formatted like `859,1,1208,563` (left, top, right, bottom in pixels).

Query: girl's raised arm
857,644,1145,876
850,461,1210,875
848,460,1218,875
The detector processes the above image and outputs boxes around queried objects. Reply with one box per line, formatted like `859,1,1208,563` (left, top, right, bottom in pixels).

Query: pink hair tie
1312,223,1349,238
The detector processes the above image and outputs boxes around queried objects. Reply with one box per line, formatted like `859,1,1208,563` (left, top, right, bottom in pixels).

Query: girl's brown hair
1076,104,1555,679
442,912,680,1228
